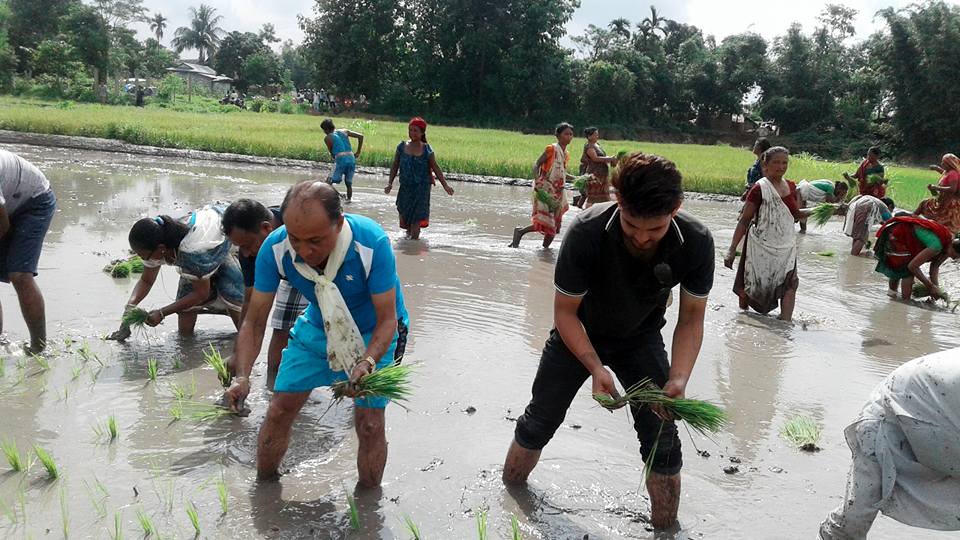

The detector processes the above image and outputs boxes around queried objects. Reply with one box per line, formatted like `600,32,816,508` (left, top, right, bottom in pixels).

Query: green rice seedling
402,514,422,539
331,363,414,406
781,416,822,451
185,502,200,536
32,353,50,372
146,358,159,381
346,491,360,531
216,475,228,514
0,498,17,524
82,479,107,518
173,355,182,369
77,340,102,366
121,307,149,328
17,488,26,526
107,415,118,440
0,358,5,378
203,344,231,387
593,378,726,435
33,445,59,479
71,364,83,380
867,173,886,185
813,251,836,257
810,203,836,227
169,380,193,401
2,439,25,471
60,480,69,538
476,509,488,540
179,401,238,421
571,174,591,192
112,509,122,540
510,514,522,540
110,261,132,278
15,356,27,370
128,256,145,273
135,508,155,536
533,188,559,212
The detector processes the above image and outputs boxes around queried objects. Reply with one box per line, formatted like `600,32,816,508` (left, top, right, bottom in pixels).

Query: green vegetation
33,444,59,479
93,415,119,441
511,515,522,540
476,509,488,540
594,378,727,435
781,416,823,451
216,476,228,514
60,481,70,538
346,492,360,531
810,203,837,227
0,97,942,207
146,359,159,381
78,340,102,365
203,345,231,387
110,261,131,278
1,439,24,471
135,508,155,536
122,307,150,328
185,502,200,535
112,509,123,540
403,515,422,539
331,363,413,405
32,353,50,372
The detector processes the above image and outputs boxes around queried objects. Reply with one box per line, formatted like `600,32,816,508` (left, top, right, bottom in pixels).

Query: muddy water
0,143,958,539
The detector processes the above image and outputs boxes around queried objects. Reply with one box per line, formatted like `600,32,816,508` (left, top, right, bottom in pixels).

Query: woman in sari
796,179,848,233
915,153,960,233
510,122,574,248
844,146,886,199
843,195,894,257
874,215,960,301
384,117,455,240
577,126,618,208
724,147,817,322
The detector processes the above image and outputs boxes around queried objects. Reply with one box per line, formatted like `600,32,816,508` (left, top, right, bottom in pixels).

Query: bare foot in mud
22,341,46,355
106,325,132,342
509,227,523,248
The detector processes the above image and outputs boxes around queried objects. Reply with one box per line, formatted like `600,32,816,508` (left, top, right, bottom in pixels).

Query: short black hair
753,138,771,153
583,126,598,137
881,197,895,209
223,199,272,236
555,122,574,136
868,146,881,156
612,153,684,217
320,118,335,132
280,181,343,222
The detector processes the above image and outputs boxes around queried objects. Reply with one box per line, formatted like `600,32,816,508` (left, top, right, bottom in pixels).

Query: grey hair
761,146,789,164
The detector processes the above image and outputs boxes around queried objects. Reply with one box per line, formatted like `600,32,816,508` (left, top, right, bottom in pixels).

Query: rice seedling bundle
533,188,559,212
33,445,59,479
911,283,951,302
780,416,822,451
203,344,231,387
110,261,132,278
1,439,24,472
616,150,629,161
122,307,149,328
177,401,238,422
592,378,726,435
128,256,145,273
810,203,836,227
867,174,886,185
331,363,413,404
571,174,591,192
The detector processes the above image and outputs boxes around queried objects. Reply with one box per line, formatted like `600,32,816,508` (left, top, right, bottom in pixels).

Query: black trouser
514,330,682,475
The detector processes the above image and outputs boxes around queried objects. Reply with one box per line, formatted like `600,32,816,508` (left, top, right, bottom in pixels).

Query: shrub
297,102,312,115
279,99,294,114
249,98,264,113
264,100,279,113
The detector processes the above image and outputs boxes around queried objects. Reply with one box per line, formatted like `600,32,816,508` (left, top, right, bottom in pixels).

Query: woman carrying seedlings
724,147,818,322
873,215,960,301
796,180,848,233
915,153,960,233
510,122,575,248
844,146,886,199
819,347,960,539
384,117,455,240
110,206,245,338
843,195,894,257
504,153,715,532
577,127,618,208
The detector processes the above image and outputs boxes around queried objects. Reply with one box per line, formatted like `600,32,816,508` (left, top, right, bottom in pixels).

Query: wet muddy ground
1,144,958,539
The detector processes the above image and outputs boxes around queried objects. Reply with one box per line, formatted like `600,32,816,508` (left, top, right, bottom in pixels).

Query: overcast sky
131,0,921,54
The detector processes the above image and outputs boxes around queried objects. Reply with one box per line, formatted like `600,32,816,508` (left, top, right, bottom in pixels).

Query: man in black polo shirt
502,153,714,531
222,199,308,375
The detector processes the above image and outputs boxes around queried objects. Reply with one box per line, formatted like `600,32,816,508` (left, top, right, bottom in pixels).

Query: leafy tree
140,38,176,78
580,60,636,122
61,3,110,82
170,4,224,64
91,0,147,29
32,38,83,91
244,50,281,88
212,31,278,90
8,0,74,70
258,23,279,44
0,1,16,89
149,12,167,41
280,39,314,90
157,72,184,100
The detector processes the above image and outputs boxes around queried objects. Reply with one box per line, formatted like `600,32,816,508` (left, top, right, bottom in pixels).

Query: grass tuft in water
0,498,16,524
71,364,83,380
146,359,159,381
593,378,726,435
32,353,50,372
60,480,69,538
346,491,360,531
107,415,118,440
331,363,413,406
83,479,107,518
511,514,523,539
33,445,59,479
77,340,102,366
476,508,488,540
1,439,25,472
781,416,822,451
111,509,122,540
135,508,155,536
185,501,200,535
216,475,228,514
0,357,5,378
402,514,422,539
176,401,238,422
203,344,231,387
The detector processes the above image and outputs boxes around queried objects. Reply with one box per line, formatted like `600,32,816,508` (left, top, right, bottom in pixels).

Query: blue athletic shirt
331,130,356,166
253,213,408,333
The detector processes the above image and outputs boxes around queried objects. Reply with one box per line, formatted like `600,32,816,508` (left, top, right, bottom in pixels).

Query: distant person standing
0,149,57,353
135,85,145,107
312,91,320,112
509,122,575,248
321,119,364,203
577,127,618,208
742,137,772,199
844,146,886,199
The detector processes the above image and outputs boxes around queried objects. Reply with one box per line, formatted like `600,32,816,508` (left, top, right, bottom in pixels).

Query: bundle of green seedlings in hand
533,188,559,212
780,416,822,452
867,174,886,185
810,203,836,227
122,307,150,328
110,261,131,278
593,378,726,435
616,150,629,161
176,400,239,422
203,344,231,387
813,251,836,257
570,174,592,192
331,363,413,406
912,282,951,301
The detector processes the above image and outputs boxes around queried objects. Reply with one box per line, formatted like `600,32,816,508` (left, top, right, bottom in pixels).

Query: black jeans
514,330,682,475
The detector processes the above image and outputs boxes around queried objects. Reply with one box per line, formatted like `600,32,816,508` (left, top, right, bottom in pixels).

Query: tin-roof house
167,61,233,94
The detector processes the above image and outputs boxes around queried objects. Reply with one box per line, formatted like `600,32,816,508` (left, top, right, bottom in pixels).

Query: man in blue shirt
224,181,409,486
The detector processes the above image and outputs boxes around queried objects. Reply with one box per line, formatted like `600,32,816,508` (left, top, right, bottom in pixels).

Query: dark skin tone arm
324,130,365,159
585,147,617,164
384,151,401,193
145,276,213,326
0,207,9,238
428,154,454,195
908,248,947,299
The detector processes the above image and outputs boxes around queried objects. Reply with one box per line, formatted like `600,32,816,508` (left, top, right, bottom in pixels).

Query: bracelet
363,356,376,369
233,376,249,384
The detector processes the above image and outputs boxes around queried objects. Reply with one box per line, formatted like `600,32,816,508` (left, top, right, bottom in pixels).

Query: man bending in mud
502,153,714,531
224,181,409,486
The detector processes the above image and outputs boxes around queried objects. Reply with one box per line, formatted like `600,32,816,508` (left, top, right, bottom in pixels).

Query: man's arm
554,292,618,397
664,291,708,399
346,130,364,158
349,289,397,383
239,286,253,326
324,134,333,155
224,289,276,410
0,207,9,238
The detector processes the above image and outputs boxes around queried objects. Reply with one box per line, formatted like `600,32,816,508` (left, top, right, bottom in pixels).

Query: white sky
130,0,929,53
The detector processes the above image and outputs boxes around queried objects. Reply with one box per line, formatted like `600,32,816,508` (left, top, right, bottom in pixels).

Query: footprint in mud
861,337,892,348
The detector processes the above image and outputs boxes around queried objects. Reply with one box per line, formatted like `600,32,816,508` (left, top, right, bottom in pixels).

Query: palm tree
640,6,667,39
170,4,225,64
608,18,632,41
149,13,168,42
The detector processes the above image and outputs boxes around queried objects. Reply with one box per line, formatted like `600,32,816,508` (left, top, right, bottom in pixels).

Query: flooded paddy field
0,144,958,539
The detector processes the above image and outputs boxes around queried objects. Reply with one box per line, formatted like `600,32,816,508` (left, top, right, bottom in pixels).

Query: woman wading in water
873,215,960,301
510,122,574,248
384,117,455,240
724,146,817,321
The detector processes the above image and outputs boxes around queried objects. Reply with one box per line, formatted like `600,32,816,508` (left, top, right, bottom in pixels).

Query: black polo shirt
554,202,714,347
238,206,283,288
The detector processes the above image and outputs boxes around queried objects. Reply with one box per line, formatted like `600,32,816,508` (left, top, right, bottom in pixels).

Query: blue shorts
0,189,56,282
329,160,356,186
274,315,407,408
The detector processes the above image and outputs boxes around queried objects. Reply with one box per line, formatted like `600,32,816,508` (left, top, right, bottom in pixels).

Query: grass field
0,96,941,207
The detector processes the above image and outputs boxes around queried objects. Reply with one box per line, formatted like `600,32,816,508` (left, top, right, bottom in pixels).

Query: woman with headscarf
724,146,818,322
874,215,959,301
915,153,960,233
108,205,245,339
510,122,575,248
384,117,455,240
